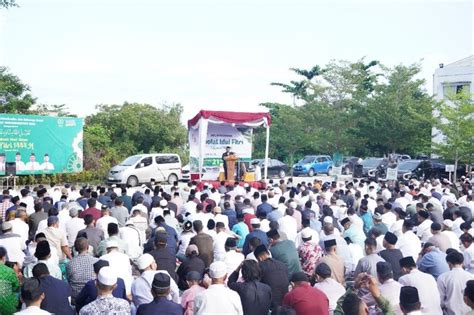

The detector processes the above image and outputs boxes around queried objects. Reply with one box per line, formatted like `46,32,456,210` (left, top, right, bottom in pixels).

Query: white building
432,55,474,145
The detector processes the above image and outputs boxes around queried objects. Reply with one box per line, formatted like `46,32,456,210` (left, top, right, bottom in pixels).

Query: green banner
0,114,84,175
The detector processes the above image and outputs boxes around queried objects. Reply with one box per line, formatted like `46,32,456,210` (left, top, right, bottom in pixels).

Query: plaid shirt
66,253,98,300
0,200,13,222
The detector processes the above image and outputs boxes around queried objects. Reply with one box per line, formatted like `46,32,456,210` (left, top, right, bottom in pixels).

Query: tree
271,65,326,105
83,123,118,176
356,63,433,156
0,0,17,9
33,104,77,117
258,59,436,163
432,91,474,182
84,102,188,177
0,67,36,113
253,103,312,165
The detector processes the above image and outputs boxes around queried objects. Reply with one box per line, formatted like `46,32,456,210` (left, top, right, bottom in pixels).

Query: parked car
107,153,182,186
391,153,411,161
360,157,389,179
292,155,333,177
249,159,290,179
181,164,190,181
181,164,221,181
398,159,466,181
397,160,429,180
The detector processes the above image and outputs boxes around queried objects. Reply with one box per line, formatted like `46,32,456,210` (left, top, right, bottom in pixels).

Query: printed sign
445,164,455,172
0,114,84,175
189,123,252,172
386,167,398,181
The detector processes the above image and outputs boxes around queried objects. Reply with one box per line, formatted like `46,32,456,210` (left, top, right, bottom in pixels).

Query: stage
188,110,272,183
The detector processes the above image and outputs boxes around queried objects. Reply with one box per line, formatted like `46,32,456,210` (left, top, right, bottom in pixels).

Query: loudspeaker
5,162,16,176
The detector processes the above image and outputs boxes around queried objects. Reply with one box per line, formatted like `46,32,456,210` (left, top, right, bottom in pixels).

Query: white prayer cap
301,229,312,239
323,216,333,224
446,197,458,205
105,240,119,249
98,266,117,286
209,261,227,278
242,208,254,215
443,219,454,228
269,199,278,209
136,254,155,270
250,218,260,225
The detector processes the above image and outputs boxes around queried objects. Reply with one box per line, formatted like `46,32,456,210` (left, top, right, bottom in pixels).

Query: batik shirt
298,242,323,277
0,263,20,315
79,294,130,315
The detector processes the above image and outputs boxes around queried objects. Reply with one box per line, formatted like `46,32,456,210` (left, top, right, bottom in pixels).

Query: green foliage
0,67,36,114
84,102,188,179
254,103,311,165
0,65,188,183
14,102,188,185
356,63,433,155
0,0,17,9
32,104,77,117
256,59,435,164
432,91,474,173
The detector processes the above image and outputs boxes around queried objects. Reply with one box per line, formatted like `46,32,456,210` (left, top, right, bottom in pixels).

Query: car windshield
398,160,420,171
362,158,382,168
119,155,142,166
251,159,264,166
300,156,315,164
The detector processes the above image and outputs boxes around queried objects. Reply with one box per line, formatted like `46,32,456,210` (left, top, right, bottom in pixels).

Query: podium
224,154,238,181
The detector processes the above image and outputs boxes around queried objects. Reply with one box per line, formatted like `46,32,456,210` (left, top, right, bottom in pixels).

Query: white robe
399,269,442,315
437,267,474,315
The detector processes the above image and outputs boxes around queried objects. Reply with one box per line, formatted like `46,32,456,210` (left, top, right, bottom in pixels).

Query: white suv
107,153,182,186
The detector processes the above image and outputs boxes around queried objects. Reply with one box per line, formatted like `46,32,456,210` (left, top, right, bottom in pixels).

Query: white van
107,153,182,186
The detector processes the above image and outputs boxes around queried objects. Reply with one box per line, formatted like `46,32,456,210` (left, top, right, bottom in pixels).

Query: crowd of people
0,175,474,315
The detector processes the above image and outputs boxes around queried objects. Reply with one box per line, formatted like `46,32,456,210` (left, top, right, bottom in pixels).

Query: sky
0,0,472,123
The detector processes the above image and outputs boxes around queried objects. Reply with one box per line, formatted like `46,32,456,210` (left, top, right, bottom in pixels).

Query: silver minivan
107,153,182,186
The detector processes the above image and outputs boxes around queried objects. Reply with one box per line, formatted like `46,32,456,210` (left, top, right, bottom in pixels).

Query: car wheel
167,173,178,185
279,170,286,179
126,176,138,187
308,169,315,177
327,167,332,176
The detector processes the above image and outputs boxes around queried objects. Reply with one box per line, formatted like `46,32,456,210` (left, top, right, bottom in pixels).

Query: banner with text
0,114,84,175
189,123,253,172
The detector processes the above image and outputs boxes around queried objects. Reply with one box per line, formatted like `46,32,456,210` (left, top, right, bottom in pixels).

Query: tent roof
187,110,271,128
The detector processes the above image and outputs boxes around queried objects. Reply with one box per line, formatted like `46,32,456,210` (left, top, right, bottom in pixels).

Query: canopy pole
264,122,270,180
198,118,208,181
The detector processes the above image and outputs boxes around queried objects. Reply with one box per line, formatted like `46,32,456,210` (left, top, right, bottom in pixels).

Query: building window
456,84,470,94
443,83,470,96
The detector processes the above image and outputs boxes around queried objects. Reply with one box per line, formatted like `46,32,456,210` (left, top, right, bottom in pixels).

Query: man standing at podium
222,146,231,180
